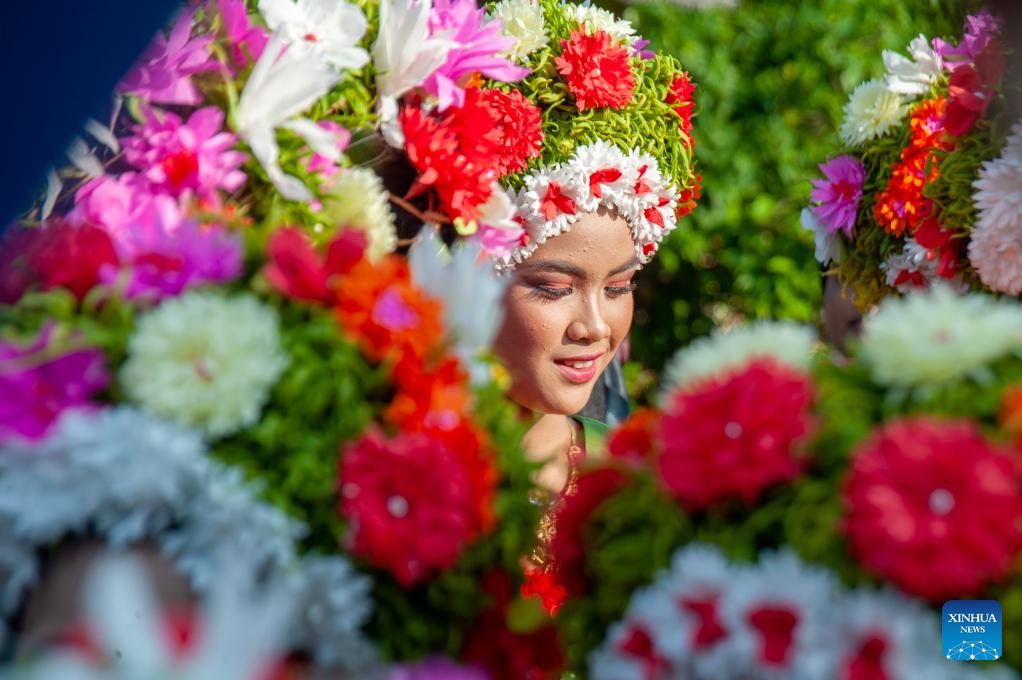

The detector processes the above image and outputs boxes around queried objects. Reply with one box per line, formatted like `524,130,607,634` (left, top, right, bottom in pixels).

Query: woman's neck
520,413,583,495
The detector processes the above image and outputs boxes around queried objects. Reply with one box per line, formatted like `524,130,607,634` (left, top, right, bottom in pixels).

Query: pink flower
70,173,184,253
810,155,865,239
100,220,243,301
423,0,530,111
338,429,480,586
842,417,1022,602
0,325,109,443
216,0,268,70
304,121,351,179
117,10,216,105
123,107,247,200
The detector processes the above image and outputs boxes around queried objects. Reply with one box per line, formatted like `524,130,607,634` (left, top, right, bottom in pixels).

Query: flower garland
803,8,1018,305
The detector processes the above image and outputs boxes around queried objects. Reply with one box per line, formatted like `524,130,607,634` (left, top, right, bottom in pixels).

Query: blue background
943,600,1003,661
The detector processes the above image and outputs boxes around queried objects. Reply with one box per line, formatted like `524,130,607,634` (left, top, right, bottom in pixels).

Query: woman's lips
554,354,603,384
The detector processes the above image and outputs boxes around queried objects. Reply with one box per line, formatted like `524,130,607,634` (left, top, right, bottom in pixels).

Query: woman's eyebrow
519,260,586,277
609,258,640,276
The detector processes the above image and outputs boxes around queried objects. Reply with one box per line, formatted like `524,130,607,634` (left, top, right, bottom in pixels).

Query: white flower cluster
563,3,636,43
878,237,969,294
660,320,817,397
323,167,399,261
969,120,1022,296
120,291,289,439
490,0,548,63
501,140,680,271
589,544,968,680
859,284,1022,388
0,408,377,672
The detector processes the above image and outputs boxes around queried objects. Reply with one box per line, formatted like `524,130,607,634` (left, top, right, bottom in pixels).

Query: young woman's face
495,208,637,415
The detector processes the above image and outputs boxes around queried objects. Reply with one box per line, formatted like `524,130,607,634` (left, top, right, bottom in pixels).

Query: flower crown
803,8,1018,306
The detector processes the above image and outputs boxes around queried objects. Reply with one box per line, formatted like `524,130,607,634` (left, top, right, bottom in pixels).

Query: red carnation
842,417,1022,602
555,29,636,111
338,429,481,586
666,71,696,145
656,358,814,511
469,88,543,176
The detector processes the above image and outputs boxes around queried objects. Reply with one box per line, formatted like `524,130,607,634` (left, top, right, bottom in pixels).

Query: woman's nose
566,296,611,343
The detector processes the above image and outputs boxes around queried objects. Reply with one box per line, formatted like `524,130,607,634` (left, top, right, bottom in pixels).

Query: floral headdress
802,8,1019,306
392,0,701,270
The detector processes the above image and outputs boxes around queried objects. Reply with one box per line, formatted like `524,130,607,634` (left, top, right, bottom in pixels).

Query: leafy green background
594,0,969,382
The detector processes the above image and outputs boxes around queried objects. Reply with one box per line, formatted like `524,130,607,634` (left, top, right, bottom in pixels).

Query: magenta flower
934,9,1002,69
0,325,109,443
424,0,530,110
632,38,655,61
389,657,491,680
216,0,269,70
810,155,865,239
117,9,216,105
70,173,184,254
101,220,243,301
123,106,247,200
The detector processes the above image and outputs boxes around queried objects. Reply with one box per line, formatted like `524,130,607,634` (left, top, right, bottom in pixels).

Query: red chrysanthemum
656,358,815,511
467,88,544,176
462,571,566,680
608,408,660,466
555,29,636,112
334,255,445,363
842,417,1022,602
338,429,482,586
666,71,696,146
386,353,499,533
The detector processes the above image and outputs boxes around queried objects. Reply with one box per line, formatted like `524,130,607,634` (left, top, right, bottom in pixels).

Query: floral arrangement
801,8,1021,306
525,301,1022,676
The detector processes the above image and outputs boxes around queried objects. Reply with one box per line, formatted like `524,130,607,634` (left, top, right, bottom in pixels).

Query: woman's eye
533,284,573,299
606,281,637,297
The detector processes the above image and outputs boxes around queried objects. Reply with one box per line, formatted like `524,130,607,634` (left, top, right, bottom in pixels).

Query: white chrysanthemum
661,320,817,395
489,0,548,62
800,207,842,265
323,167,398,261
409,231,508,384
713,549,839,680
969,122,1022,295
564,3,636,43
884,34,942,96
840,79,909,147
121,292,289,438
859,284,1022,387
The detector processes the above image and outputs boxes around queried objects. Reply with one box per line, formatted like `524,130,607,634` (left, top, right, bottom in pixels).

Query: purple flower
216,0,268,70
117,9,216,105
123,106,247,200
810,155,865,239
632,38,655,61
424,0,530,111
0,325,109,443
389,657,491,680
934,8,1002,69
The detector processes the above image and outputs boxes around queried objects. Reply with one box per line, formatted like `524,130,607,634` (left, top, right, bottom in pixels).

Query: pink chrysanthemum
117,9,216,105
0,324,109,443
656,358,815,511
842,417,1022,602
424,0,530,111
123,106,247,200
555,29,636,112
810,155,865,239
969,137,1022,295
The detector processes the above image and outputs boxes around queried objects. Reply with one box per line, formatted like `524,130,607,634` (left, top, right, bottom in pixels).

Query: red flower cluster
0,220,119,304
608,408,660,466
873,97,951,237
943,40,1005,137
842,417,1022,602
666,72,696,146
338,429,486,586
401,87,543,223
656,358,815,511
334,255,445,363
675,173,702,220
555,29,636,112
263,226,366,305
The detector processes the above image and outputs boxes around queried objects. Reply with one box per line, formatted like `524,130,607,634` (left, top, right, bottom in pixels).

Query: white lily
409,230,508,385
258,0,370,71
373,0,454,145
6,552,293,680
235,33,342,201
884,34,942,97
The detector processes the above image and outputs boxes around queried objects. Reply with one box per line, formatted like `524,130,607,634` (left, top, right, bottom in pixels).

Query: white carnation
121,292,289,438
661,320,817,396
489,0,548,62
840,79,909,147
859,284,1022,387
564,3,636,43
884,34,942,96
323,167,398,261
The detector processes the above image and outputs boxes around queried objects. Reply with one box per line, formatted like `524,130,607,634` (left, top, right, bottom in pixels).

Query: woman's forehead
522,212,637,276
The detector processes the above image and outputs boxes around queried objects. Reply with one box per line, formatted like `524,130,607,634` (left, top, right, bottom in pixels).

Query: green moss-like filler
494,0,697,197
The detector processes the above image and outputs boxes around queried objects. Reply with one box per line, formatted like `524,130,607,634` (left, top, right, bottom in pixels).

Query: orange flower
335,255,445,363
1001,385,1022,451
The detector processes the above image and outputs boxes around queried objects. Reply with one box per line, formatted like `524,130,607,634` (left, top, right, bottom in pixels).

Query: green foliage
601,0,968,374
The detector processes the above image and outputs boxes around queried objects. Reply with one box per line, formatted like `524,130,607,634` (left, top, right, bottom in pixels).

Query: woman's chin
509,384,594,416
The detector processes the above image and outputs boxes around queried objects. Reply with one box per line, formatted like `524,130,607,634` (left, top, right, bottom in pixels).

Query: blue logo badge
943,600,1002,661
